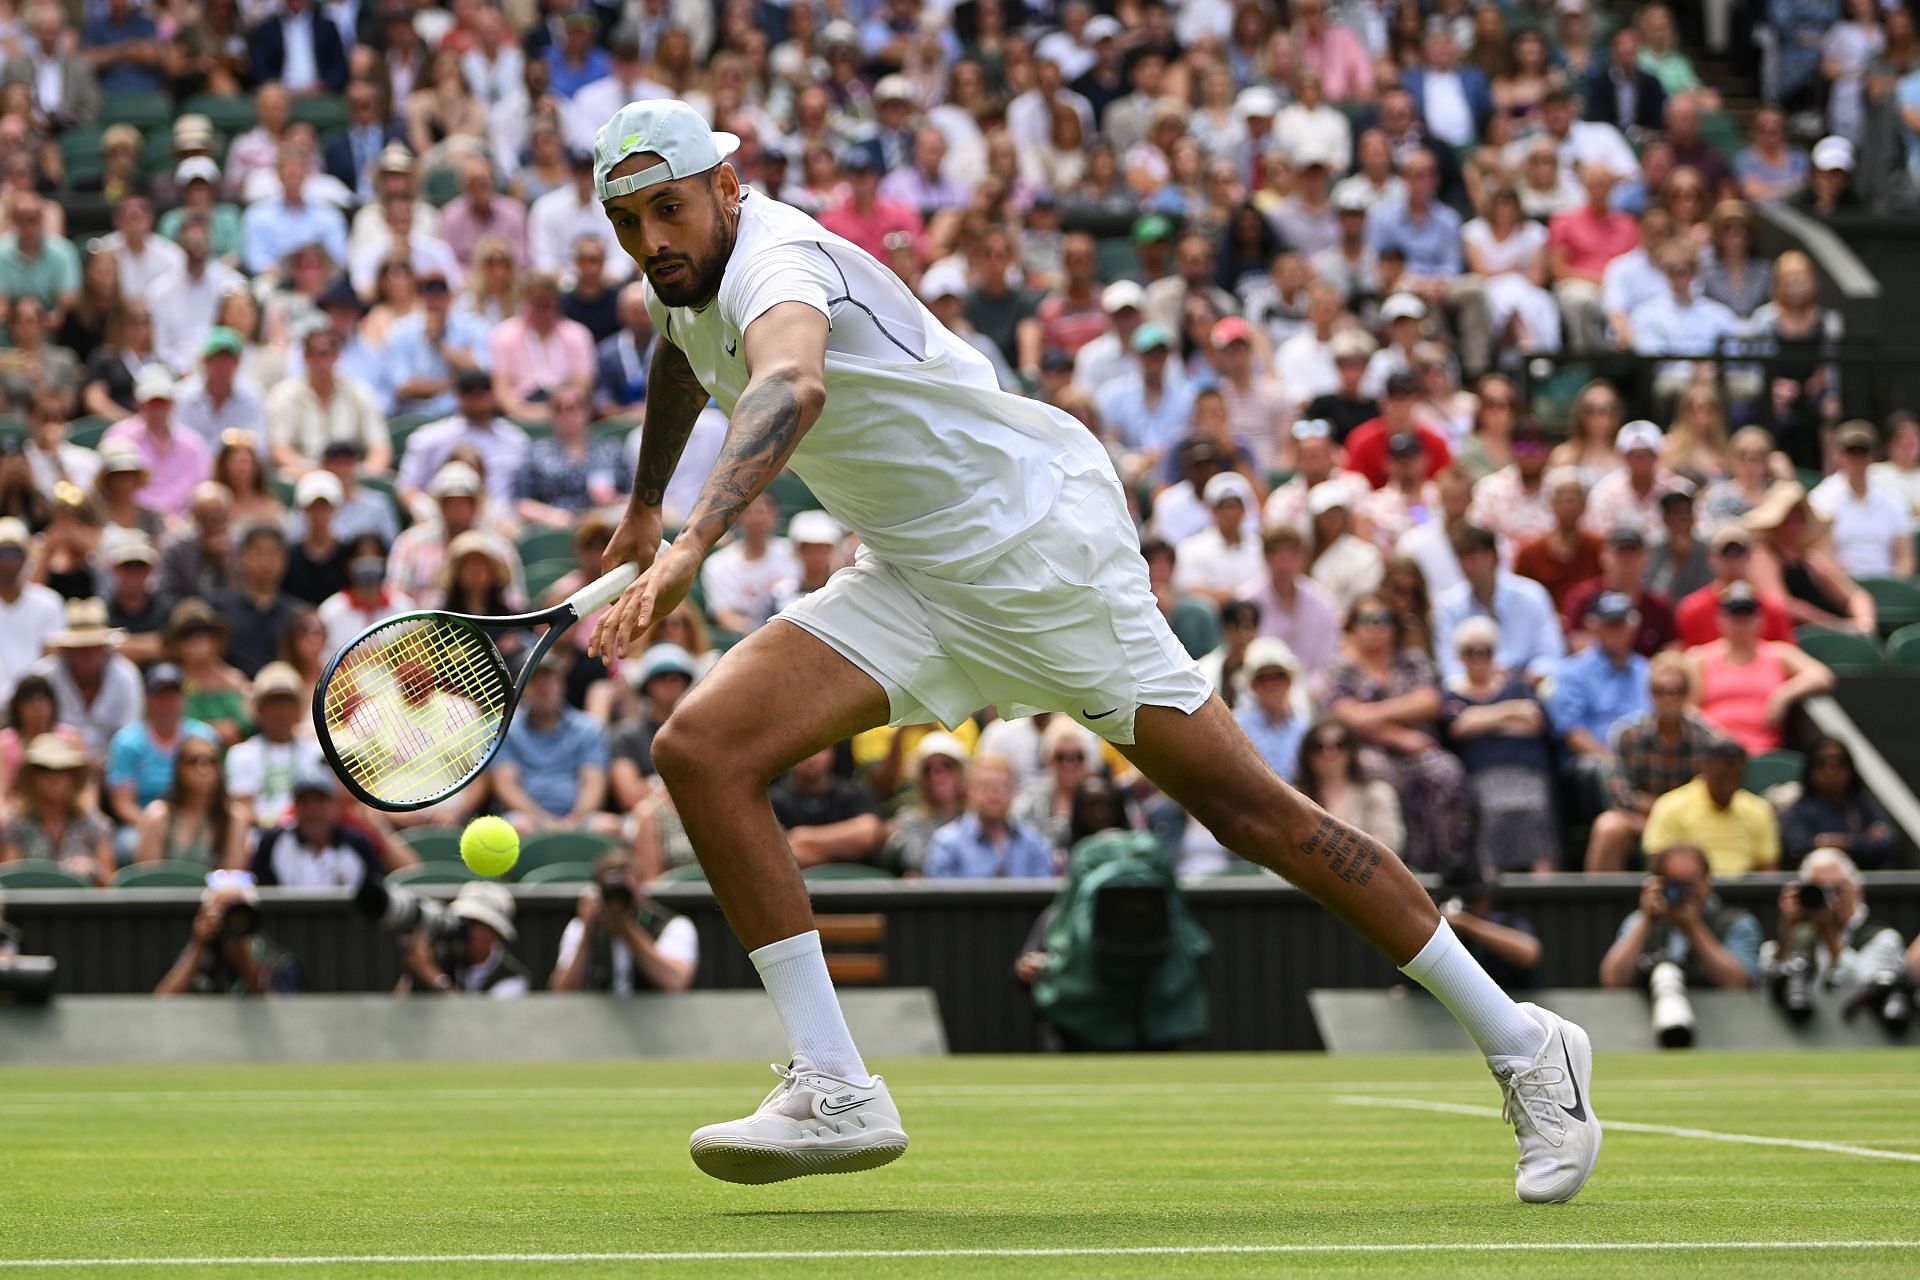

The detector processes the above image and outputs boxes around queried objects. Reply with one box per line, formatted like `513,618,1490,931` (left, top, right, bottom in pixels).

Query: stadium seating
1885,622,1920,666
387,861,478,887
1745,749,1805,795
801,863,897,881
0,861,93,889
397,828,462,863
656,863,709,883
516,831,623,878
112,862,214,889
181,94,258,136
523,559,575,600
1795,626,1885,669
514,527,576,566
1859,577,1920,636
518,861,596,885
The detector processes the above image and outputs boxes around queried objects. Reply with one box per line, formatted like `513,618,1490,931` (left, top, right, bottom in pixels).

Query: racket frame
311,562,639,812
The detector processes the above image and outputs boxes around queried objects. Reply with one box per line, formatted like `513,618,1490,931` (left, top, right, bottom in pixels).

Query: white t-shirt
225,735,325,830
0,583,67,702
644,190,1112,577
555,914,700,995
1867,462,1920,525
1173,527,1266,597
1462,219,1547,278
699,537,799,629
1810,475,1909,579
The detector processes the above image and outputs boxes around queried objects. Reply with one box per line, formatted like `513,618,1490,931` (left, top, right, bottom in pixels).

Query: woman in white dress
1461,186,1560,352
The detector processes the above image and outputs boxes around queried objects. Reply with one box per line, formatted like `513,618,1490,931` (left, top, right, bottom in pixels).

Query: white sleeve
722,239,840,337
224,741,263,800
654,915,699,970
556,917,585,971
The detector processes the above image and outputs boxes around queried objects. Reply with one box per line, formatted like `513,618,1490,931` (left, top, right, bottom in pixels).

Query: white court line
1333,1094,1920,1165
1,1242,1917,1269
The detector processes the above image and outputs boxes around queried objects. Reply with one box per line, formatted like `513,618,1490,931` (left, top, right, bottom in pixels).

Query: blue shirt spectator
1547,645,1651,749
81,3,164,94
544,42,609,99
1433,572,1566,682
387,305,494,418
240,195,349,276
1366,197,1463,280
1234,638,1308,774
924,756,1055,878
1095,329,1198,454
395,393,531,507
106,716,219,810
493,664,608,821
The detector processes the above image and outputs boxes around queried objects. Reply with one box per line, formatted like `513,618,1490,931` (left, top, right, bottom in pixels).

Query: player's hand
601,508,664,576
589,541,701,661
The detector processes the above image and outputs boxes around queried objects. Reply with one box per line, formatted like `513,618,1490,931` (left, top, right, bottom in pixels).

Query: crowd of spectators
0,0,1913,917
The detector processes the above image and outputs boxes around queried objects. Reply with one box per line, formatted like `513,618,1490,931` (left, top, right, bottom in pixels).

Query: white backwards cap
595,100,740,202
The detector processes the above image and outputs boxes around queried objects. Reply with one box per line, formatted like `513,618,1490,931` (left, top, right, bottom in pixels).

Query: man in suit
1,2,101,128
1402,27,1491,150
322,79,394,204
594,282,654,422
1585,26,1666,140
249,0,348,95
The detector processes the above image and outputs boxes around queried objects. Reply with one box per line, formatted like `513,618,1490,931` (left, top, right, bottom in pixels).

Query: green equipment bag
1032,830,1212,1050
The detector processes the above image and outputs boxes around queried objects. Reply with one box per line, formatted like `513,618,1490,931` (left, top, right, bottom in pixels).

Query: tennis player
585,101,1600,1201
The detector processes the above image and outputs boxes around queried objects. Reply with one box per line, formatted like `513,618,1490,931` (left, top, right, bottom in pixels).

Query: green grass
2,1051,1918,1277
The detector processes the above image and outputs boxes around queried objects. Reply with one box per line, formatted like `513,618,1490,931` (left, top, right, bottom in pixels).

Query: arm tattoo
1298,814,1385,887
680,376,809,549
631,342,710,508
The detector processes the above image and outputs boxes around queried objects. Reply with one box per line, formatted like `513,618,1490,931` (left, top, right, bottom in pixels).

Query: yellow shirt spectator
1643,776,1781,876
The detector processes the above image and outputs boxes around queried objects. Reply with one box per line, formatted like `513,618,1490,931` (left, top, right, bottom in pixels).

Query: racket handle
566,560,640,618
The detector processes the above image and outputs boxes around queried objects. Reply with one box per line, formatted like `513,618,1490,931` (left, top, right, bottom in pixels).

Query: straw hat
164,597,231,648
1741,481,1824,536
23,733,88,771
438,530,512,593
46,598,125,649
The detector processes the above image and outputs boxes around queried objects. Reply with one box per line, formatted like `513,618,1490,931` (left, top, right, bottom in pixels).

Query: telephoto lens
1649,960,1695,1048
1777,955,1814,1022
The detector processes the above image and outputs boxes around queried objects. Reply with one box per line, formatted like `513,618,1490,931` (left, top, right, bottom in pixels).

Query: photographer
1599,844,1761,1046
1433,866,1542,993
1763,848,1911,1027
396,881,533,998
549,852,698,994
154,871,296,996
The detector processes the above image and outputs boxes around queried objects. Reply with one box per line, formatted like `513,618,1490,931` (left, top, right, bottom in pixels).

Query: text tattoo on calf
1299,814,1383,886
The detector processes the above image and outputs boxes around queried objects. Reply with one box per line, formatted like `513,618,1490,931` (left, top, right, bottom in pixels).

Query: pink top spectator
487,314,595,404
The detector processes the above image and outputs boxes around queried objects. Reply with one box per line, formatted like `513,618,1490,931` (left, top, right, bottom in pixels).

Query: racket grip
567,560,640,618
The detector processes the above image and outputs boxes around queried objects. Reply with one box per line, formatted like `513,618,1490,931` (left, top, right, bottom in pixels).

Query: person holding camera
397,881,533,998
1599,844,1761,1046
549,852,697,994
154,871,296,996
1762,847,1911,1029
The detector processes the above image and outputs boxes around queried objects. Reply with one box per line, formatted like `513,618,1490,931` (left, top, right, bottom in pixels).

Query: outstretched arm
591,303,829,659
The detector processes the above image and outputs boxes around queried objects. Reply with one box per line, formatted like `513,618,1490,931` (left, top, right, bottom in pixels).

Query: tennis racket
312,560,642,811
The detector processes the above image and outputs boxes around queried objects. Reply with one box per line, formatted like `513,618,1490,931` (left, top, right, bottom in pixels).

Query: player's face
602,160,742,309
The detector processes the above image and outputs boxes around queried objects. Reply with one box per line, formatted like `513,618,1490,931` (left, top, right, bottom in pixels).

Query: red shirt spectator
1675,583,1795,647
1514,531,1605,611
817,155,924,263
1343,372,1450,488
1562,576,1677,656
1547,199,1639,280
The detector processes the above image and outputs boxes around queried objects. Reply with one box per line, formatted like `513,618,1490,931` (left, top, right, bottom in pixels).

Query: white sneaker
1493,1003,1602,1204
689,1063,909,1185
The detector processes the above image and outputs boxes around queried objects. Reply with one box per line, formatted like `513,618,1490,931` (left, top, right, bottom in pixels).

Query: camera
220,901,259,940
1647,959,1695,1048
1775,952,1815,1021
599,875,635,917
1847,970,1914,1036
353,877,459,942
1662,880,1688,908
1793,881,1827,914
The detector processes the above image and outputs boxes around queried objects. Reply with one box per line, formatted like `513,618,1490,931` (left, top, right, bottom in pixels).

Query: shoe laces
1498,1061,1568,1143
756,1062,801,1110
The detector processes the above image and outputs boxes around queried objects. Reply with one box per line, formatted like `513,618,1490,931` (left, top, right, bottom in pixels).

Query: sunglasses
1651,684,1688,697
179,754,219,766
1355,611,1395,626
1052,752,1087,763
1459,645,1493,658
1310,738,1350,753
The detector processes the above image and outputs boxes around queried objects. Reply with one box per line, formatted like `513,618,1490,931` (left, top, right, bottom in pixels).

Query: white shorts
779,467,1212,745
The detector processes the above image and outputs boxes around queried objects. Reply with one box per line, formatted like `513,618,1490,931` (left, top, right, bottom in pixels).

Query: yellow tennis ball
460,816,521,878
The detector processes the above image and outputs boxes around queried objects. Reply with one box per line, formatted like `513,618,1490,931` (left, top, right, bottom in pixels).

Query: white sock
749,930,871,1085
1399,921,1547,1062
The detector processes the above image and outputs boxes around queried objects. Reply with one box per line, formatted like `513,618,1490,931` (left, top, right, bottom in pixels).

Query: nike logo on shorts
725,338,739,356
1083,708,1117,720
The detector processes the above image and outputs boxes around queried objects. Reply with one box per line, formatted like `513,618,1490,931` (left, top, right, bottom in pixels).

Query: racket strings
321,615,514,806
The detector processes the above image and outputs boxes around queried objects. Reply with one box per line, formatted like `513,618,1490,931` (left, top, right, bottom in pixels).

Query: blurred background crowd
0,0,1915,925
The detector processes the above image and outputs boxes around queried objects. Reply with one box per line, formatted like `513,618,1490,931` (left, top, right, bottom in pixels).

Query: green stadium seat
183,93,258,137
387,860,477,887
113,861,215,888
524,558,576,600
0,415,26,443
517,831,623,878
99,91,173,134
590,416,634,441
66,416,110,449
288,95,349,134
1885,622,1920,666
57,128,106,185
519,861,596,885
515,527,575,565
655,862,709,883
424,167,461,206
801,862,897,881
0,860,93,888
766,468,818,523
1745,749,1805,796
397,827,462,863
386,412,441,454
1858,577,1920,635
1093,236,1140,283
1795,625,1885,669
